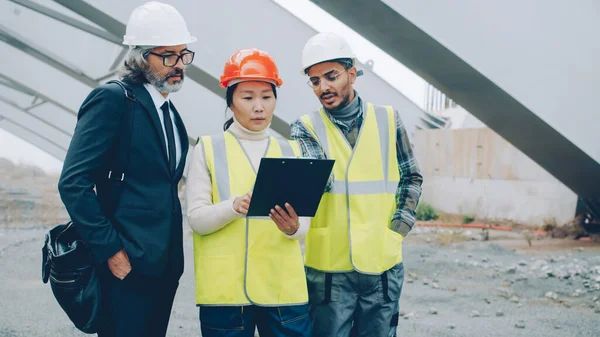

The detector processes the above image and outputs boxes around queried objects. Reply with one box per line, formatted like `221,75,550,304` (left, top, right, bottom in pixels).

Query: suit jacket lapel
132,85,169,163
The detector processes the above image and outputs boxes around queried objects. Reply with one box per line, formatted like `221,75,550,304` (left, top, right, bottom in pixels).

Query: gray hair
117,46,152,84
117,46,186,93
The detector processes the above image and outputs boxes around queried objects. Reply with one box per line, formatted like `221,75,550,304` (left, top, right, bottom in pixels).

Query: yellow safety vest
193,131,308,306
300,102,403,274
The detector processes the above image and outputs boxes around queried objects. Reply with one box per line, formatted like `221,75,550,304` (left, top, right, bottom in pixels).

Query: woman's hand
233,191,252,215
270,203,300,235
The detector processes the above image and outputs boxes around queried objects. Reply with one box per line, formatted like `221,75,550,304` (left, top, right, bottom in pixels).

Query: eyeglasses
146,51,195,67
306,69,348,89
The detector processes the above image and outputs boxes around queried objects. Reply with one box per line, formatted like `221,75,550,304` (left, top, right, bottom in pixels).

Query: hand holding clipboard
246,158,335,218
234,188,306,235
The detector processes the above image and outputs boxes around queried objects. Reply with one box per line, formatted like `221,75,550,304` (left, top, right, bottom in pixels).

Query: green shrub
462,215,475,224
416,203,438,221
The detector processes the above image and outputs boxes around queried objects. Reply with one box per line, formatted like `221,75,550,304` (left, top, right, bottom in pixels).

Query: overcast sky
0,0,426,174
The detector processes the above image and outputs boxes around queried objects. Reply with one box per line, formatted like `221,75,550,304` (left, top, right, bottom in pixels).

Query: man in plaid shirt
291,32,423,337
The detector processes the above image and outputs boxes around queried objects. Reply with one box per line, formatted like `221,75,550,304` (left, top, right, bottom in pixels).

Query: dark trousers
199,304,312,337
97,265,179,337
307,263,404,337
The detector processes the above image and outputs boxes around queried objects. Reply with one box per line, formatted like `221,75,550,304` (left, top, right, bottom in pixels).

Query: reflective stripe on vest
308,102,394,193
301,102,403,274
330,180,399,195
210,134,297,200
192,131,307,306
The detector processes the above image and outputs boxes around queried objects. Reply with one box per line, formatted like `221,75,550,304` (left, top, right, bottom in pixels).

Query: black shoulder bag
41,80,135,334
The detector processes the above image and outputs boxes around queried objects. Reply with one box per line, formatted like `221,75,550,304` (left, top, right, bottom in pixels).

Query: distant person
291,32,423,337
57,2,196,336
185,48,311,337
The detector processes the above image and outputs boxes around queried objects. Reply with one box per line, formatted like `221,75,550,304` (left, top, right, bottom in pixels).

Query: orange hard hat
219,48,283,88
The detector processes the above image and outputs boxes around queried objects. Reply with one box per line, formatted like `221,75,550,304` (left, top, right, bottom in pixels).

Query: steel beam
0,73,77,115
422,112,446,129
0,93,72,137
309,0,600,199
53,0,292,138
26,99,48,112
0,113,67,153
1,41,197,145
0,24,98,88
0,83,49,113
0,120,66,161
8,0,121,45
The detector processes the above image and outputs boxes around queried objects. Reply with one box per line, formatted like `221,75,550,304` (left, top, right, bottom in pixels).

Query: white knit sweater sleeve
185,142,242,235
285,217,310,240
185,134,310,240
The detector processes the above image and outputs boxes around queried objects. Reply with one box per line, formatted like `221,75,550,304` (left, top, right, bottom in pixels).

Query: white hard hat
122,1,197,47
300,32,355,74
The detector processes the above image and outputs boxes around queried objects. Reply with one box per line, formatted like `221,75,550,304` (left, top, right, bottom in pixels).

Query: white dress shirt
144,83,182,169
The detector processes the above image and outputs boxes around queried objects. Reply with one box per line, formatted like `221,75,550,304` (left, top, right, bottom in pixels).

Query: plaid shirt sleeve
390,110,423,237
291,112,423,235
290,119,332,192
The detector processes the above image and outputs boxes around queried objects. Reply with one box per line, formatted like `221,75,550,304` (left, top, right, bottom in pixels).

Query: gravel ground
396,227,600,337
1,224,599,337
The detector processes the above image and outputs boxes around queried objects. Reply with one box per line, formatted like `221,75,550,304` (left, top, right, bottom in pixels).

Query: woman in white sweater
185,49,311,337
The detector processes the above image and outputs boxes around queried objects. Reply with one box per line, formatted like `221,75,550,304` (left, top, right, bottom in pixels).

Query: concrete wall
414,128,577,226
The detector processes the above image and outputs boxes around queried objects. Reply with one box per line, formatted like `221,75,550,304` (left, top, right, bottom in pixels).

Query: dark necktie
161,101,177,174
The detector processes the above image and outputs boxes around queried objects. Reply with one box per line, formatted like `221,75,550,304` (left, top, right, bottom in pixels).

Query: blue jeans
199,304,311,337
307,262,404,337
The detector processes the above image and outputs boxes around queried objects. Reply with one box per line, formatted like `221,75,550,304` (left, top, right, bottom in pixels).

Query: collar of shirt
142,82,181,164
143,83,169,111
324,95,365,131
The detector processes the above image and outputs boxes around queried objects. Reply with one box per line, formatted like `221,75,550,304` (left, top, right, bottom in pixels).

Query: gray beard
145,66,184,94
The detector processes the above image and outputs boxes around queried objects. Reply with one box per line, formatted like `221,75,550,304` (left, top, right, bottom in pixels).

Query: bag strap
105,80,136,183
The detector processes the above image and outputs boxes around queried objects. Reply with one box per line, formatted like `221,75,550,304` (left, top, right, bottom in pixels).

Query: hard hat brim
301,57,356,75
122,36,197,47
220,77,283,88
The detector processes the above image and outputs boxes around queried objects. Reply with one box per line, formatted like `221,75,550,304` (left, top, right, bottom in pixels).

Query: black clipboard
247,158,335,217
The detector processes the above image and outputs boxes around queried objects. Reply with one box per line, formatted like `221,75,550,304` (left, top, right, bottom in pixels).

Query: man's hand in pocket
108,249,132,280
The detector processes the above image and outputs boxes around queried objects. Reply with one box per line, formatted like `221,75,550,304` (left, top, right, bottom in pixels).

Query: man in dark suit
57,2,196,336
